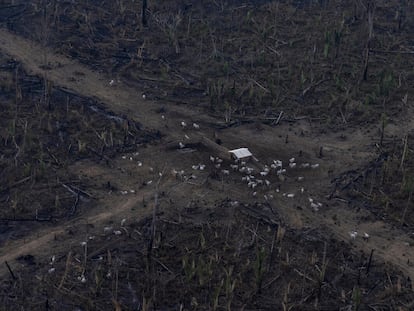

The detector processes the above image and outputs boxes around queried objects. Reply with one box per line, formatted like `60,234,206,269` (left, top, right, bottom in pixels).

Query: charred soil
0,0,414,310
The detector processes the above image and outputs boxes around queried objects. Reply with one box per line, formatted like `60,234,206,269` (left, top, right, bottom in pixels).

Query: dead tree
142,0,148,27
362,1,376,81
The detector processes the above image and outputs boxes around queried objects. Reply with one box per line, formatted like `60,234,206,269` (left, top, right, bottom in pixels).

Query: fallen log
199,136,231,160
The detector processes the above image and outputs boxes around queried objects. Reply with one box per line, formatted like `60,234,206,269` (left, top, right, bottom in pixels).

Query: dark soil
334,132,414,229
0,51,159,236
2,203,414,310
0,1,414,310
3,0,414,127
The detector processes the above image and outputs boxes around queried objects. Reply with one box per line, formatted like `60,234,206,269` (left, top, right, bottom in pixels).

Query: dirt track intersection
1,1,414,310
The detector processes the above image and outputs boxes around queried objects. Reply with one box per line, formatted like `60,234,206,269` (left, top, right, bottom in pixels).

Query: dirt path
220,124,414,280
0,191,154,272
1,27,413,281
0,28,211,135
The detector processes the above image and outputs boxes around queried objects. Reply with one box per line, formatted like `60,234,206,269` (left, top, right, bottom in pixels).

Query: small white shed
229,148,253,161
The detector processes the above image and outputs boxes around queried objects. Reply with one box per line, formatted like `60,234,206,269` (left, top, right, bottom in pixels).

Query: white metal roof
229,148,252,159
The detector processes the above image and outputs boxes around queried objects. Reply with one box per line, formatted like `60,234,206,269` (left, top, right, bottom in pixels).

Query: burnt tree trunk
362,2,375,81
142,0,148,27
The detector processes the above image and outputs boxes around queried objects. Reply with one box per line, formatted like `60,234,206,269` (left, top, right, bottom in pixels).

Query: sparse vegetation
2,204,414,310
337,132,414,227
0,0,413,310
5,0,411,126
0,60,158,221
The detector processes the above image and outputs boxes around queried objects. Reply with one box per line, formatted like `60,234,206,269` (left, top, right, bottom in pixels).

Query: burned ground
0,0,414,310
0,51,160,242
2,205,414,310
4,0,413,127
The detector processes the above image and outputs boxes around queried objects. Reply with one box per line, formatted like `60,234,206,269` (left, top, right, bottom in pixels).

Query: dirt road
0,28,212,135
1,27,413,281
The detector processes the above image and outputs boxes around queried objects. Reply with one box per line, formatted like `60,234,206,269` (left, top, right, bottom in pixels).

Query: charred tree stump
142,0,148,27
